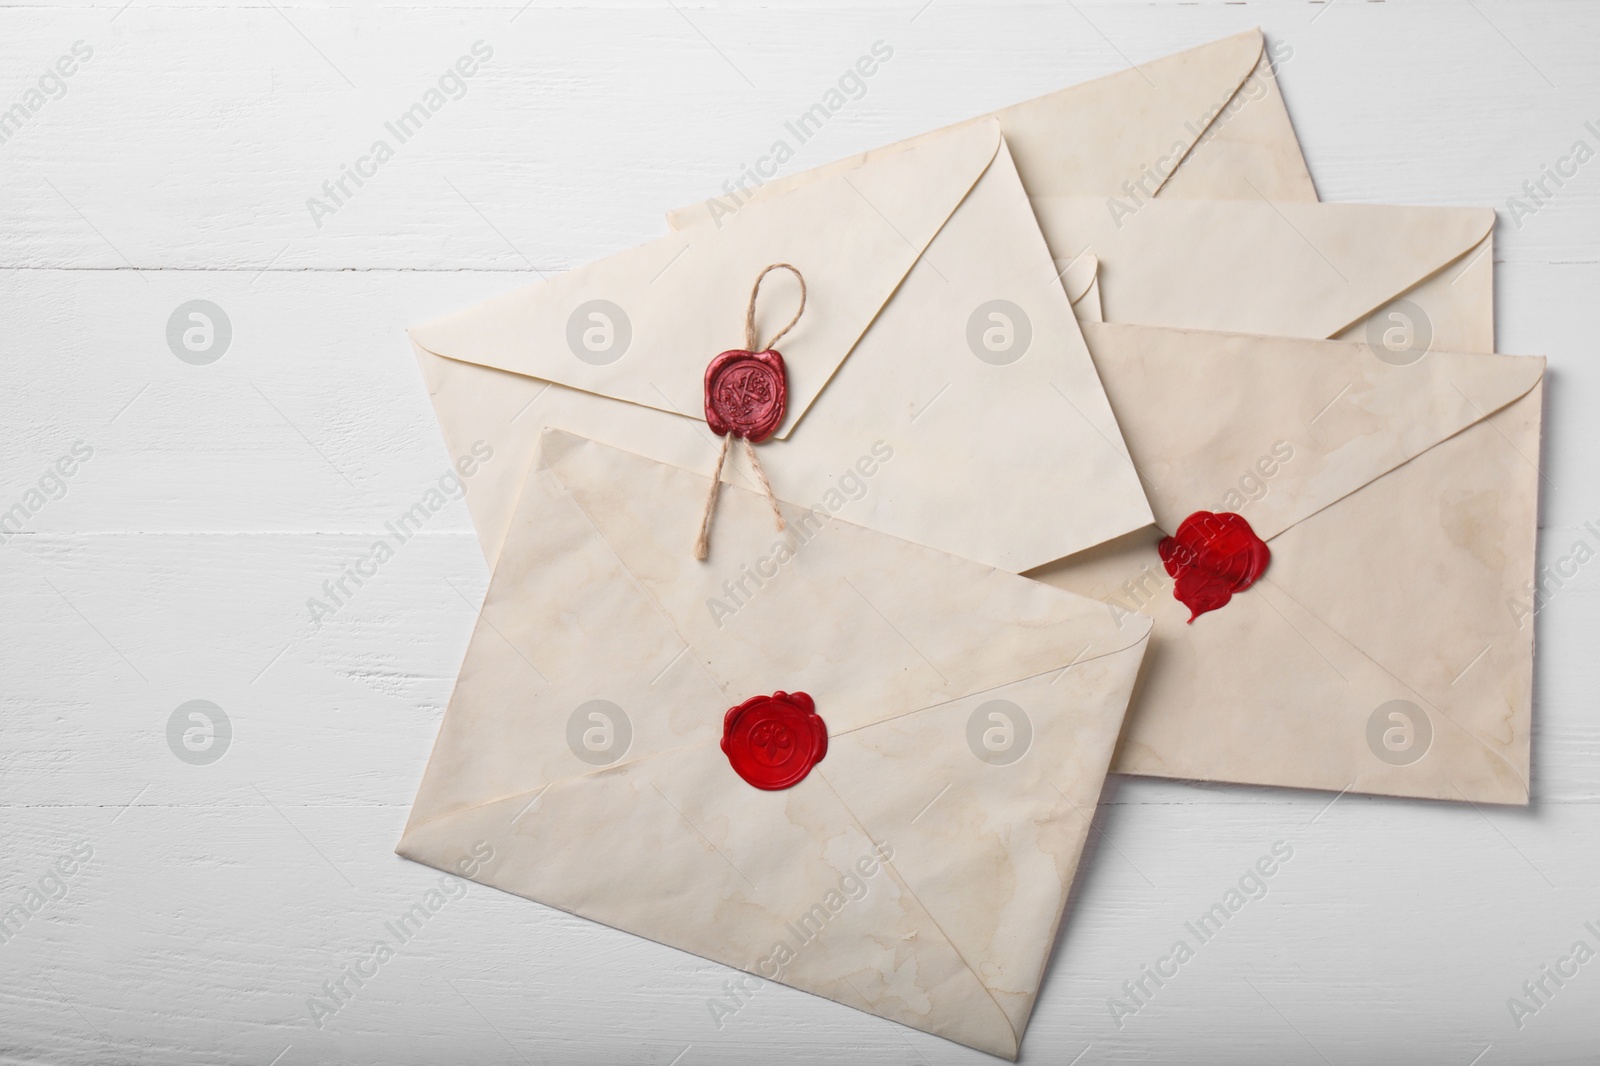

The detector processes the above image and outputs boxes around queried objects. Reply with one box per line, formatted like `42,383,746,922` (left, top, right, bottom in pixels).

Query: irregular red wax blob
721,691,827,790
1157,511,1271,623
704,349,787,442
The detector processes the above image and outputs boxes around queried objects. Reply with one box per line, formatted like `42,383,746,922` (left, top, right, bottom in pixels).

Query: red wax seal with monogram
704,348,788,443
721,691,827,790
692,263,808,560
1157,511,1271,623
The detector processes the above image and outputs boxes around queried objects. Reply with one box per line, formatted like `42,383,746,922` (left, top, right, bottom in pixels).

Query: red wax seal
1157,511,1271,623
720,691,826,790
704,349,787,443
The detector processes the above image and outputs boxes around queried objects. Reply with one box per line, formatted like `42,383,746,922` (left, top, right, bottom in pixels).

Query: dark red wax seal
720,691,827,790
1157,511,1271,623
704,349,787,443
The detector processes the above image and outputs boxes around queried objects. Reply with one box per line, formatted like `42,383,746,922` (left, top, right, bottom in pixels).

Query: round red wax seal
720,691,827,790
704,349,787,443
1157,511,1271,623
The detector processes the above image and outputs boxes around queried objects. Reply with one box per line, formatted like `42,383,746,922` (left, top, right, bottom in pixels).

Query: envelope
411,119,1152,574
1028,323,1544,804
1034,196,1495,353
666,28,1316,231
398,430,1153,1059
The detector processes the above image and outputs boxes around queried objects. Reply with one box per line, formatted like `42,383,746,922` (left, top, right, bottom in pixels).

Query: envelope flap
406,429,1148,833
542,430,1151,729
990,28,1267,198
399,636,1148,1059
1037,198,1496,341
409,120,1002,440
1082,322,1546,540
665,29,1270,227
398,730,1026,1056
822,637,1149,1039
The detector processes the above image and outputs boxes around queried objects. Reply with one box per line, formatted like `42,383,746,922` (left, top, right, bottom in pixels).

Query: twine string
744,263,807,353
695,264,805,560
741,438,787,533
693,434,734,561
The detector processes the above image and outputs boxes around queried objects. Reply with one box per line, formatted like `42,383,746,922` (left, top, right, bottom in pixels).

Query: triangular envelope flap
959,28,1265,199
399,643,1148,1057
823,641,1148,1037
542,430,1151,727
664,30,1267,228
1332,231,1494,355
1036,527,1526,802
398,743,1023,1057
1082,323,1545,540
400,430,733,832
1256,390,1541,804
409,120,1002,441
1037,199,1495,341
408,429,1147,832
1155,45,1316,202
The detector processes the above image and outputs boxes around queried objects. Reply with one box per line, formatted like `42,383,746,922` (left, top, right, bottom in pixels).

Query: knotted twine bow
693,263,808,560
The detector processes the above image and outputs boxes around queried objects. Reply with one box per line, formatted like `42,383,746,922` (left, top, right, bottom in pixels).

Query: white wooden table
3,2,1597,1062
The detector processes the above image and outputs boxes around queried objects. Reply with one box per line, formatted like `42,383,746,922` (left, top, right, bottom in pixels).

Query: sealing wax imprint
721,691,828,790
693,263,808,560
705,349,787,442
1157,511,1271,623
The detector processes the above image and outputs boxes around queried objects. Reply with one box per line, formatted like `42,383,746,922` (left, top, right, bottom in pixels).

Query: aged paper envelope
1030,324,1543,804
399,430,1152,1057
1035,196,1495,353
412,120,1151,574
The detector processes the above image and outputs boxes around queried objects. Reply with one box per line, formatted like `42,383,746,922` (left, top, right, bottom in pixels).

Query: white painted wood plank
0,3,1597,270
1,260,1595,536
0,267,507,535
4,782,1599,1063
3,526,1596,805
0,526,1596,1061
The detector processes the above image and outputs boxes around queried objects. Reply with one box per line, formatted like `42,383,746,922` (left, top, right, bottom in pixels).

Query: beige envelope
1028,323,1544,804
398,430,1152,1059
667,29,1313,232
411,120,1152,574
1035,196,1496,353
